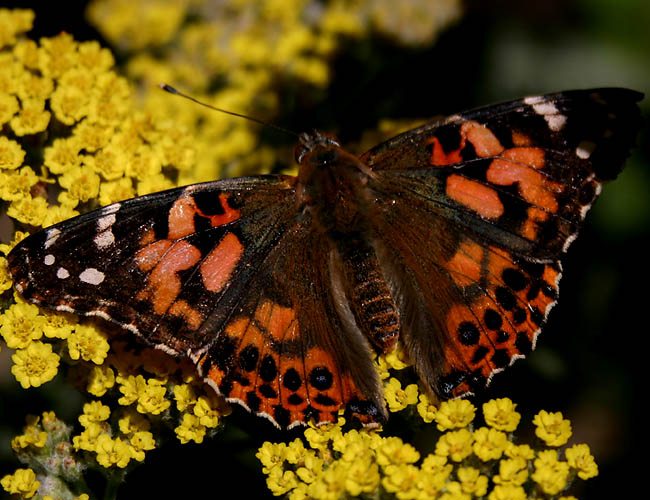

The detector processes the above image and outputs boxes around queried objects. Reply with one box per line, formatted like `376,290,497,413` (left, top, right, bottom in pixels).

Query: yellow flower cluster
3,411,90,499
258,398,598,499
82,0,460,183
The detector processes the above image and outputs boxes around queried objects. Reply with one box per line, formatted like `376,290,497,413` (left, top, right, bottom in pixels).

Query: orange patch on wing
137,241,201,314
446,240,484,287
511,130,533,146
487,147,561,213
463,121,504,157
200,232,244,293
209,193,241,226
139,228,156,246
169,299,204,330
446,174,504,219
254,300,298,343
428,136,464,166
427,120,504,167
168,197,198,239
135,240,173,271
521,207,549,240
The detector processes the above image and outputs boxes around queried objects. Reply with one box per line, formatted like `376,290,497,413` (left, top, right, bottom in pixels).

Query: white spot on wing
524,96,567,131
44,254,55,266
44,228,61,249
79,268,105,285
94,231,115,248
97,214,116,231
545,114,567,131
56,267,70,279
101,203,122,215
576,140,596,159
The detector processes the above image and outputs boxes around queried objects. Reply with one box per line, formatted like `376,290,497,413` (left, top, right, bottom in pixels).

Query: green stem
103,471,124,500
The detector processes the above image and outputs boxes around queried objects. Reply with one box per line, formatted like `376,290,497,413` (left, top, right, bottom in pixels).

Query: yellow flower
41,204,80,226
565,443,598,479
295,451,323,483
504,442,535,460
99,177,136,206
128,431,156,461
12,39,40,70
493,457,528,486
116,373,142,405
57,165,101,205
384,377,419,412
381,463,421,499
95,434,132,468
11,341,60,388
50,84,89,125
11,415,47,450
17,72,53,102
344,455,379,496
137,172,175,195
0,166,40,202
257,441,288,474
434,399,476,431
0,135,25,170
457,466,488,496
173,383,197,412
118,409,151,435
375,436,420,467
72,119,113,152
0,93,20,127
41,311,76,339
532,410,572,447
0,468,40,499
0,301,45,349
67,324,110,365
0,256,12,293
483,398,521,432
175,413,206,444
85,145,126,180
435,429,473,462
0,9,34,49
266,467,299,497
532,450,570,495
73,422,104,452
43,137,83,174
420,454,453,481
10,98,51,136
7,195,49,226
193,394,221,428
136,377,171,415
78,401,111,427
472,427,508,461
384,343,411,370
416,392,437,423
487,484,527,500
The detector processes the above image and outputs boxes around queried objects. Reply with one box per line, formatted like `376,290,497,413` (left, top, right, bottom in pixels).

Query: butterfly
8,88,642,429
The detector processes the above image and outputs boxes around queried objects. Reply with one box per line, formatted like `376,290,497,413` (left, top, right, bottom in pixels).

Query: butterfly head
295,131,342,165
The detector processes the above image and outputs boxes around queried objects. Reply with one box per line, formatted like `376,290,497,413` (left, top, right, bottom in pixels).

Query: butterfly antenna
159,83,299,138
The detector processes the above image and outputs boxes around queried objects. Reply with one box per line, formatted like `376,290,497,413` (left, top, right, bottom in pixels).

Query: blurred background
1,0,648,498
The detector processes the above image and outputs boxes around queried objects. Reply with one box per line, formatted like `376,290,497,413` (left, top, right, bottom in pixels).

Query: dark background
1,1,648,498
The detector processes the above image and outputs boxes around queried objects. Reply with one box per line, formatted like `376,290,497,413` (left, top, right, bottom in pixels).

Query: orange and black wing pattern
362,88,642,397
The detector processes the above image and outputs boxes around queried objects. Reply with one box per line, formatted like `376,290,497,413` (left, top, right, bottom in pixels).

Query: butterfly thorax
296,131,375,234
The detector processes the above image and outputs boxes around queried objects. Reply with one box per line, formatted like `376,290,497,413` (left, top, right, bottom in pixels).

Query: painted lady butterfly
8,88,642,429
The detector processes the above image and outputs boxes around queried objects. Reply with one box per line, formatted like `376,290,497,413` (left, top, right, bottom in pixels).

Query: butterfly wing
361,88,642,397
9,175,384,428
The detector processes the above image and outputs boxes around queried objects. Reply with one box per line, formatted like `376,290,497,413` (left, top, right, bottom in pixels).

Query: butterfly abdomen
338,237,400,352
